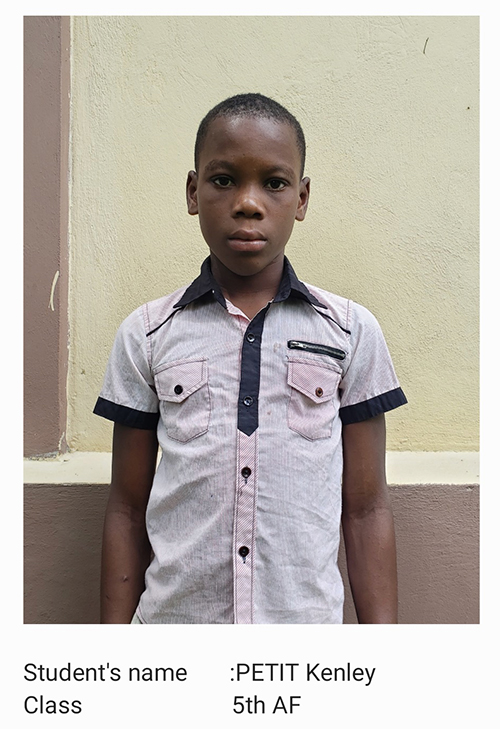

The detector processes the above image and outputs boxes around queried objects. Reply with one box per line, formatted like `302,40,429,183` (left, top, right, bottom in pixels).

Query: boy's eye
212,175,234,187
265,179,287,191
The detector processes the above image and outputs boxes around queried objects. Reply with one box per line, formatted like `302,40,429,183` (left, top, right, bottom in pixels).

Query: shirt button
174,384,183,395
246,333,255,343
241,466,252,479
315,387,324,397
238,546,250,558
243,396,253,407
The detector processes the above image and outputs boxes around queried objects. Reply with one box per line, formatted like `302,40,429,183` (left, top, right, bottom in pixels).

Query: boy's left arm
341,413,398,623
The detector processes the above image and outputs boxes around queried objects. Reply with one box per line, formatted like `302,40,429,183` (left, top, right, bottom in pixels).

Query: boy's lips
229,230,267,241
227,230,267,252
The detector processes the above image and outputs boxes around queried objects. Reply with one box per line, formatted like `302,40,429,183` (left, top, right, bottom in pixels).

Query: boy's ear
186,171,199,215
295,177,310,222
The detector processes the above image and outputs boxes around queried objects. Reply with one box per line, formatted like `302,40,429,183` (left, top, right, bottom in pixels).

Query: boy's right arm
101,422,159,623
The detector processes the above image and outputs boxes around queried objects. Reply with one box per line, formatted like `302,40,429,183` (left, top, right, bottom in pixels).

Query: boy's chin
209,250,285,278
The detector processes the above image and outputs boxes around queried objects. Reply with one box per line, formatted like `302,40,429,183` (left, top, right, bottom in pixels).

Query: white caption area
12,624,487,727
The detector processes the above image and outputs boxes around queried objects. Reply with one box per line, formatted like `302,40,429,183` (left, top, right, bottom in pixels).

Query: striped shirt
94,257,407,623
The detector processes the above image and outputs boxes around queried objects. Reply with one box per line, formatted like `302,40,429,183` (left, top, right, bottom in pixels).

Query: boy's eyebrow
265,164,297,180
203,159,236,173
203,159,297,179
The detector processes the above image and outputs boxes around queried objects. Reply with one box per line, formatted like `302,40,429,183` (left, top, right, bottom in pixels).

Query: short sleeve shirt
94,257,407,624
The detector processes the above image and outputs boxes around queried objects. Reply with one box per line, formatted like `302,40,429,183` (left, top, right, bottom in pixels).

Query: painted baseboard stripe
23,451,479,486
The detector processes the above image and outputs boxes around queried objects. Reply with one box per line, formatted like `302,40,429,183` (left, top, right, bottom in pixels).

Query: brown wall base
339,483,479,624
24,483,479,624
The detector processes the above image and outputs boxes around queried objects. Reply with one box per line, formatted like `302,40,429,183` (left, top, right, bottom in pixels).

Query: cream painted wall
68,16,478,452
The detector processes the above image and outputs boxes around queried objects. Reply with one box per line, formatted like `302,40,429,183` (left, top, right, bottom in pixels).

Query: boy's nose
232,186,264,218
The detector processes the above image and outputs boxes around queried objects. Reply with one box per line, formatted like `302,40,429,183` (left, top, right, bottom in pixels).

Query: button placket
237,309,268,436
233,430,258,624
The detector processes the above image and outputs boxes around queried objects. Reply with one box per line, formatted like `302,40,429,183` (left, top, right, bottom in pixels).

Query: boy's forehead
200,115,302,172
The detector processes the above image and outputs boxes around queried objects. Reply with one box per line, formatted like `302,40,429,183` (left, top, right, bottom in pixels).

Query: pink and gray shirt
94,257,407,623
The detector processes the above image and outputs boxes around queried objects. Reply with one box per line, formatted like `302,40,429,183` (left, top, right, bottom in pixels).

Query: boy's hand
100,423,158,623
341,414,398,623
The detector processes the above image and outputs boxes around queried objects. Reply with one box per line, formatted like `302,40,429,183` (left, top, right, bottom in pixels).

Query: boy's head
194,93,306,178
187,93,310,279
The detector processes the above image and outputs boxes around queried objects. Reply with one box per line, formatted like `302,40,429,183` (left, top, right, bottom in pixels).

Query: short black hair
194,93,306,177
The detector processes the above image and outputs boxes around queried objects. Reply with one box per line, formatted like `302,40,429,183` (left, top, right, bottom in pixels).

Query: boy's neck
210,253,284,320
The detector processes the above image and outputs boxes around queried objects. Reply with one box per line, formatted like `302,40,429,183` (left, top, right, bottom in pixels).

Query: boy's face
186,115,310,278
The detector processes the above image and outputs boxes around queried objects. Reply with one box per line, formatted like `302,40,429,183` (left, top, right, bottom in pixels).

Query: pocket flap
287,358,341,403
154,359,208,402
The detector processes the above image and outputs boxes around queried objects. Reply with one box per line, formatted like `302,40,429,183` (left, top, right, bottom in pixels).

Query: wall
67,16,479,453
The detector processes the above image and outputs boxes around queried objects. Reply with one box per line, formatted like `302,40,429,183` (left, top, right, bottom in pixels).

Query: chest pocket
287,357,341,440
154,359,210,442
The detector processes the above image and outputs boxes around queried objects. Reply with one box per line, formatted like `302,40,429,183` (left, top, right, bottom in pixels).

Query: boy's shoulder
143,285,191,334
300,280,379,337
110,286,190,347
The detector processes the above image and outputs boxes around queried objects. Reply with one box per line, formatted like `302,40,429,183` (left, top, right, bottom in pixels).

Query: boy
94,93,407,624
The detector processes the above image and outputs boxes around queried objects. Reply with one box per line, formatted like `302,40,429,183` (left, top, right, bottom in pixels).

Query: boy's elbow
105,486,149,528
342,483,392,522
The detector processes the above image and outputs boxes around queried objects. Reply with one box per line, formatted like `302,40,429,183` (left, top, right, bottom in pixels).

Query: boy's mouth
228,230,267,251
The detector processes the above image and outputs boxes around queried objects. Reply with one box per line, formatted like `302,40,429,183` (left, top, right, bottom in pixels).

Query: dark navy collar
173,256,327,310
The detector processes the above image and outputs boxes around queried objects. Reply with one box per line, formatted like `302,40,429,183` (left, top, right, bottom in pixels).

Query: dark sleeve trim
339,387,407,425
93,397,160,430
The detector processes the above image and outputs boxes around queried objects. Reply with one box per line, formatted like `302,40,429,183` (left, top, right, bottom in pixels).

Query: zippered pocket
287,340,346,361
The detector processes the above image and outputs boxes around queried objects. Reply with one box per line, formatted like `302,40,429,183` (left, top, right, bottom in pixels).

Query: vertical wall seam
59,16,71,455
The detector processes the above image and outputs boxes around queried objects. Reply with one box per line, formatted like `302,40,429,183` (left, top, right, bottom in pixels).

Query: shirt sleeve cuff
93,396,160,430
339,387,407,425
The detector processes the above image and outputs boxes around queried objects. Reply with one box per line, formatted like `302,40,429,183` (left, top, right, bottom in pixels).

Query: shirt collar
173,257,226,309
173,256,327,310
